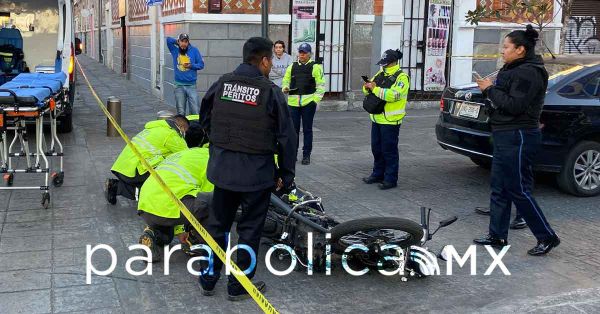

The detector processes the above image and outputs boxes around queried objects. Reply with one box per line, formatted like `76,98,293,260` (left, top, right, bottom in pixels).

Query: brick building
73,0,565,107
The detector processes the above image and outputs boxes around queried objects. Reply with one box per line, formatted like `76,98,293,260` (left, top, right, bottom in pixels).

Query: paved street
0,55,599,313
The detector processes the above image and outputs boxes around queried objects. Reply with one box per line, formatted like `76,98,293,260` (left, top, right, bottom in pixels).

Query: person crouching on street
105,115,189,204
361,49,409,190
282,43,325,165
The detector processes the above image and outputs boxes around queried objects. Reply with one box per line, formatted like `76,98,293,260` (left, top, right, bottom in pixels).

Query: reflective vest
210,73,277,154
364,64,409,125
111,120,188,177
138,147,214,219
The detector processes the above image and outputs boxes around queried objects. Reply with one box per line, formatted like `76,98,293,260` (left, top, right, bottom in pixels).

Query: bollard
107,96,121,137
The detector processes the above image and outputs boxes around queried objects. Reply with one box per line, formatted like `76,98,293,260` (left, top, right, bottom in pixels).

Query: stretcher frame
0,83,66,209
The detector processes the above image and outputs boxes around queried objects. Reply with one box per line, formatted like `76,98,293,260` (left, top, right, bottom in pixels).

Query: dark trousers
489,129,557,242
201,186,271,288
112,170,149,200
138,193,212,245
370,122,401,184
289,102,317,158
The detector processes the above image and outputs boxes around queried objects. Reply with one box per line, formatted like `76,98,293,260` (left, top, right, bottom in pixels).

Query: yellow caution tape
76,58,279,314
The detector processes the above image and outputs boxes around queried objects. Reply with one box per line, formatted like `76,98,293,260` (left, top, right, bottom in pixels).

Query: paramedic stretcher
0,72,68,208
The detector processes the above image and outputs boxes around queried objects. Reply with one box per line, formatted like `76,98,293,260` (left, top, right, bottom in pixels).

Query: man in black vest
199,37,297,300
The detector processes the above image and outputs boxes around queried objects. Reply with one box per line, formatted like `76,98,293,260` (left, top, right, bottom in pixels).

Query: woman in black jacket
473,25,560,256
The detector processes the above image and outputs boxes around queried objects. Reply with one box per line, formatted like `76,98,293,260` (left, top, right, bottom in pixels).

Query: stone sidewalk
0,55,599,313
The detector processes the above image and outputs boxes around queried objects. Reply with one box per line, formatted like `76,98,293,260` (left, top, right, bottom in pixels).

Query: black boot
362,176,383,184
527,236,560,256
510,217,527,229
301,156,310,165
473,235,508,248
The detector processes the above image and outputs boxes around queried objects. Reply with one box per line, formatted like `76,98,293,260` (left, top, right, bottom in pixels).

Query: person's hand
282,87,290,94
364,82,377,90
476,78,493,92
276,178,284,190
183,63,191,69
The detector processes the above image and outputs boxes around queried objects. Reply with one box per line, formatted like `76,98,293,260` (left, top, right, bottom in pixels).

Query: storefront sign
291,0,318,60
424,0,452,91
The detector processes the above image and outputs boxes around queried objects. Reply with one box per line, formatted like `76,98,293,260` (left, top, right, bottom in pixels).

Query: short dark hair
274,40,286,49
172,114,190,127
506,24,539,55
243,37,274,65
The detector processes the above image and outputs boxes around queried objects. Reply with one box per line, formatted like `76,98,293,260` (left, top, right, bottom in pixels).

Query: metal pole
98,0,102,63
261,0,269,38
107,97,121,137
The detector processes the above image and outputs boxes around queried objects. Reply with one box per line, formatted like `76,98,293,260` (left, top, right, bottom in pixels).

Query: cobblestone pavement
0,55,599,313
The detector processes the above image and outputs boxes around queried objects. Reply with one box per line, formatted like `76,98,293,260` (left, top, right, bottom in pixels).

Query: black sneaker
527,236,560,256
473,235,508,248
199,274,220,296
227,281,266,301
139,227,161,263
301,156,310,165
378,181,397,190
510,217,527,230
105,178,118,205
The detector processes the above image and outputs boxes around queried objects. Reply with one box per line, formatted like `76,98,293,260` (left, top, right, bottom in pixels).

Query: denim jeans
489,128,557,242
175,84,199,115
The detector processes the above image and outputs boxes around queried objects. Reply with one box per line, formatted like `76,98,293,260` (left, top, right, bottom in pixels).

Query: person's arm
166,37,178,56
190,48,205,71
485,68,542,116
281,63,294,91
272,88,297,187
312,63,326,103
362,71,379,95
372,73,410,102
199,81,220,136
165,133,189,153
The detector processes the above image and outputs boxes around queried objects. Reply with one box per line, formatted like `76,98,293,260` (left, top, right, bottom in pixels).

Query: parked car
0,0,77,133
436,63,600,197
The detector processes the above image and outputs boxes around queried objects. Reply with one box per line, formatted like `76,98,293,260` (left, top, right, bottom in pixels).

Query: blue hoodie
167,37,205,86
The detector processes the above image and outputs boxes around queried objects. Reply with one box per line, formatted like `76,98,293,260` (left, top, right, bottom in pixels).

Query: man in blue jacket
167,33,205,115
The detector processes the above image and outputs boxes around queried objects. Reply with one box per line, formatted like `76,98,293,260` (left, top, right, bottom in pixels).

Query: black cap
377,49,403,66
178,33,190,41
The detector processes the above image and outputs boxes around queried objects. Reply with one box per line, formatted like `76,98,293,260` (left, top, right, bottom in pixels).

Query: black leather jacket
484,54,549,131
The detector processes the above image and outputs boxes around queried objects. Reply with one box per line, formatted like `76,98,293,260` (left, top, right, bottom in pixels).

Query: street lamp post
98,0,102,63
261,0,269,38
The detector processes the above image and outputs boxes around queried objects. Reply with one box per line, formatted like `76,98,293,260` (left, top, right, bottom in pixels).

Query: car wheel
557,141,600,197
470,156,492,170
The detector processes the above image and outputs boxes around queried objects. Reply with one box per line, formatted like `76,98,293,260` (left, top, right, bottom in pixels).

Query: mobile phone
472,71,482,81
361,75,370,83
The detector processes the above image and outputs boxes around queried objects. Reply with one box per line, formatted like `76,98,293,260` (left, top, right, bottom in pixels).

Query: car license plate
456,102,480,119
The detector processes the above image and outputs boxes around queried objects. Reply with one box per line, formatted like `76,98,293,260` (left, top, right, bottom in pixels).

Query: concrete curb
318,100,439,112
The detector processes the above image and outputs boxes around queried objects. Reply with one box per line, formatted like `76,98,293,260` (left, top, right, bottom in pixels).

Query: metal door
401,0,427,93
317,0,346,94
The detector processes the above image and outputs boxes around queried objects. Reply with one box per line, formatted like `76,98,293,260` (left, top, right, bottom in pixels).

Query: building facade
74,0,567,107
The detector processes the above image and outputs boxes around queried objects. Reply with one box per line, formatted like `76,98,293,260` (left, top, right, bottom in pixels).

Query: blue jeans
175,85,199,115
289,102,317,158
370,122,401,184
489,128,557,242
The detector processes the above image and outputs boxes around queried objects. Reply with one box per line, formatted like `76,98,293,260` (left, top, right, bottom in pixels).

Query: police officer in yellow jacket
105,115,190,204
137,146,214,262
282,43,325,165
361,49,409,190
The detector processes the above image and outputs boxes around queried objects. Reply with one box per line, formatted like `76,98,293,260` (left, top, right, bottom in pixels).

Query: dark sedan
436,63,600,196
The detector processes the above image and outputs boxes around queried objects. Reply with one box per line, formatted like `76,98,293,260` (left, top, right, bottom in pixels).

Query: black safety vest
289,62,316,95
210,73,277,154
373,69,402,89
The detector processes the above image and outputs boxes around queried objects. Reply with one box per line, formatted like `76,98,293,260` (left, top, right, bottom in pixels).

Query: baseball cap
377,49,403,66
178,33,190,41
298,43,312,53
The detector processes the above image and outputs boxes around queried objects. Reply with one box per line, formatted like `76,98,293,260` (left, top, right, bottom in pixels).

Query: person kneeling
136,146,214,262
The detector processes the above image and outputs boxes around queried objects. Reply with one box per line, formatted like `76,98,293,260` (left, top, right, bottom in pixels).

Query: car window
557,71,600,99
548,65,584,89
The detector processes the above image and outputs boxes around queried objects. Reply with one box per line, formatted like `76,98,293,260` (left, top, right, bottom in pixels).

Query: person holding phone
473,25,560,256
281,43,325,165
167,33,205,115
361,49,409,190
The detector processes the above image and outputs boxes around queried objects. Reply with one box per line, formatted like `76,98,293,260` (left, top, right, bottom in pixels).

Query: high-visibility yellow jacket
362,64,410,125
111,120,188,177
138,147,214,219
282,59,326,107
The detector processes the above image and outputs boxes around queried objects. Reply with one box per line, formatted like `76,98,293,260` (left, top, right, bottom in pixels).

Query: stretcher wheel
3,174,14,186
41,192,50,209
52,172,64,187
